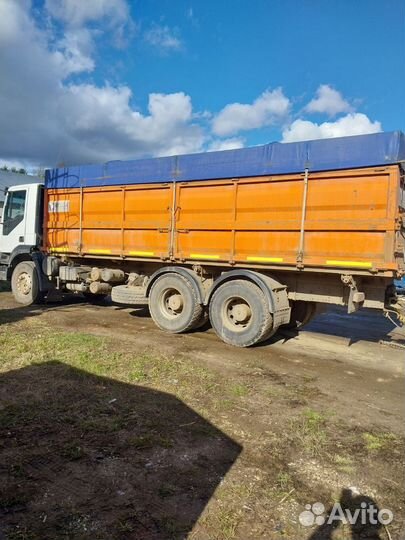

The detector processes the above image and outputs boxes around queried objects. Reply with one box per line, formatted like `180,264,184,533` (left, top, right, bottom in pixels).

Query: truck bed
45,164,404,276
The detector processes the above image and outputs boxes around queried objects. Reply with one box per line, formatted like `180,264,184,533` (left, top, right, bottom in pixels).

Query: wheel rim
222,296,252,331
16,272,32,296
160,287,184,318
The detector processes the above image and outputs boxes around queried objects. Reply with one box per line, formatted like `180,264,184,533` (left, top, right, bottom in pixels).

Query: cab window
3,190,26,235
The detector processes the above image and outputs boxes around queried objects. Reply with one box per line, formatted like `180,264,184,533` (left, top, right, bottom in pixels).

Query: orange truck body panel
45,165,404,275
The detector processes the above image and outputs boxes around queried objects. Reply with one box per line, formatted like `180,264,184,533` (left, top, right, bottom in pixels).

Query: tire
149,273,203,333
111,285,148,306
209,280,274,347
192,309,210,330
284,301,316,329
11,261,43,306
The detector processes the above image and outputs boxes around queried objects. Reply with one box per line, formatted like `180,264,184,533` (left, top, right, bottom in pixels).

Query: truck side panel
46,183,172,259
45,165,402,274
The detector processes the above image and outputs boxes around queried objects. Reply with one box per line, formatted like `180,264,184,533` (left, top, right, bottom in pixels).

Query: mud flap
31,251,51,292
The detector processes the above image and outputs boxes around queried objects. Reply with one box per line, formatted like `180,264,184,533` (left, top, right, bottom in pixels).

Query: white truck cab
0,183,45,303
0,183,43,256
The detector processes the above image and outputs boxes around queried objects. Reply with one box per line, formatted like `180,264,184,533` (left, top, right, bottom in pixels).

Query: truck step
111,285,148,306
0,265,8,281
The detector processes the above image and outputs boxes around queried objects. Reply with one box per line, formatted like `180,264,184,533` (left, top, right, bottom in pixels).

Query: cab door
0,188,27,255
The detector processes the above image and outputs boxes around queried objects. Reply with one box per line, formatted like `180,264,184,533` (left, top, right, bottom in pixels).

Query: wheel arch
146,266,205,304
206,270,282,311
8,248,50,292
7,246,36,279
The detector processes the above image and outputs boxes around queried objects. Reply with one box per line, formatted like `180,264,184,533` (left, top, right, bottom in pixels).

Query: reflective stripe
49,247,69,252
129,250,155,257
326,260,372,268
190,253,220,260
88,249,112,254
246,256,284,263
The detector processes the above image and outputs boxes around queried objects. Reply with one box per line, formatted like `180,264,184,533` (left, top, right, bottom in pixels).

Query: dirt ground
0,290,404,540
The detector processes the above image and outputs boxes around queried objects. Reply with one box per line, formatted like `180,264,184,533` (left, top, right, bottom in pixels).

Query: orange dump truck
1,132,404,346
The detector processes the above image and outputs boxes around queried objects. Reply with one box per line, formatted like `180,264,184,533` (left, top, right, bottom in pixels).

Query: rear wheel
11,261,43,306
209,280,274,347
149,273,203,333
284,300,316,329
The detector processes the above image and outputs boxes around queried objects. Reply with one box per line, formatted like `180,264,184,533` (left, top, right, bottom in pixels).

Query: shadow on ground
1,291,403,349
0,294,108,327
303,306,402,347
307,488,388,540
0,362,242,539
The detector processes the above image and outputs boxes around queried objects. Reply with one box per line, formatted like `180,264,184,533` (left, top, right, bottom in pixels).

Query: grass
0,327,214,397
230,384,249,398
60,444,86,461
362,432,399,452
199,483,251,540
0,309,404,540
216,507,240,540
290,408,329,456
117,519,135,533
333,455,355,474
276,471,293,492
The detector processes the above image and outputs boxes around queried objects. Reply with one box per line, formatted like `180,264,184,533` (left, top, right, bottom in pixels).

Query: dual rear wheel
209,280,275,347
149,274,205,333
149,275,276,347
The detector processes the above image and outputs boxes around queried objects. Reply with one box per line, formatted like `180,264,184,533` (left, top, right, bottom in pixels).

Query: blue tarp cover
45,131,405,189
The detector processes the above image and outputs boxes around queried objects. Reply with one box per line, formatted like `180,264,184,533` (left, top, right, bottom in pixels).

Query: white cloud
54,28,95,75
45,0,133,51
0,2,384,169
208,138,245,151
144,24,182,52
0,0,203,166
282,113,381,143
45,0,129,27
212,88,290,137
305,84,352,116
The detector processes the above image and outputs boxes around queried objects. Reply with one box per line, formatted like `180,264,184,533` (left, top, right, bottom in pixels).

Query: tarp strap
169,180,177,259
297,168,309,268
78,186,84,254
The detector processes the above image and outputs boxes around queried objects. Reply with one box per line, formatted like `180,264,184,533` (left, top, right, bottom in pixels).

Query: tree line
0,165,27,174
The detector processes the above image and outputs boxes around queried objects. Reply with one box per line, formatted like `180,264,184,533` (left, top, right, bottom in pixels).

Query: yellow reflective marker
88,249,112,254
190,253,221,260
129,250,155,257
49,246,69,252
246,256,284,263
326,260,372,268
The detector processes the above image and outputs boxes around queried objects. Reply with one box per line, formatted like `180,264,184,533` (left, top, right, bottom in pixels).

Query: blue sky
127,0,405,140
0,0,404,168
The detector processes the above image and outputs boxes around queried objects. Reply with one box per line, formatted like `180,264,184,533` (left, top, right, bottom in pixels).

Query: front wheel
209,280,274,347
11,261,43,306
